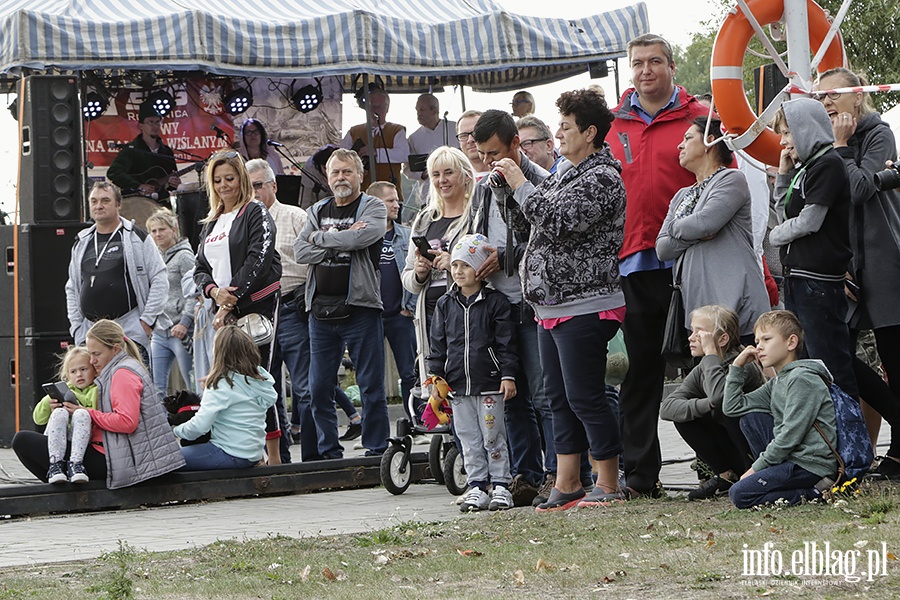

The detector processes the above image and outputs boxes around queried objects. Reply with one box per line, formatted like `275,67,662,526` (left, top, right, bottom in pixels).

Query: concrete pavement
0,415,890,569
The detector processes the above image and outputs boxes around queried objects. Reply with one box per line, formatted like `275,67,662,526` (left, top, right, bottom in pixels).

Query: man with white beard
294,149,389,459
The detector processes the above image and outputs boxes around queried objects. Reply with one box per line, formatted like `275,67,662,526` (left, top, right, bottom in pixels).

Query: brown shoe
532,473,557,507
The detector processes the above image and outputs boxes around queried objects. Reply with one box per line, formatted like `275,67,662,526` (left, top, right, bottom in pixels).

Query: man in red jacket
609,33,708,499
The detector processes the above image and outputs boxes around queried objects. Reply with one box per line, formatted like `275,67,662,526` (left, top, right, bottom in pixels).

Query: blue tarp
0,0,648,91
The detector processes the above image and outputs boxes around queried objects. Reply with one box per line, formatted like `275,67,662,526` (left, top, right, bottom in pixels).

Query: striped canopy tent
0,0,649,91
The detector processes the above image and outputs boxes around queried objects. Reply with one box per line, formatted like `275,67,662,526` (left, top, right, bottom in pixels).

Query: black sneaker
68,461,89,484
687,475,733,500
508,474,539,507
876,457,900,480
625,480,667,500
47,461,68,484
338,422,362,441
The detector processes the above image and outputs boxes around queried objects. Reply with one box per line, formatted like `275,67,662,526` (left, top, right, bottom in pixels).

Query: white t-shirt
204,209,237,288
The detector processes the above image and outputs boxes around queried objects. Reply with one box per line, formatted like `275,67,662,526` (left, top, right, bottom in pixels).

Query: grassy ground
1,482,899,600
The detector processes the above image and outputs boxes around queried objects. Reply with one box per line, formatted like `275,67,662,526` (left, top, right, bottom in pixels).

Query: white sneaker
455,488,469,505
460,487,490,512
489,486,513,511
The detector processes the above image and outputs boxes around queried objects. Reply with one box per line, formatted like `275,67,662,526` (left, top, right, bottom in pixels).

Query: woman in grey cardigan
656,116,769,342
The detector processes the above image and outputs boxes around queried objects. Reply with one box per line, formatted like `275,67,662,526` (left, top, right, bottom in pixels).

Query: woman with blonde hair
173,326,277,469
660,305,764,500
401,146,476,417
511,91,536,118
14,320,184,488
193,150,283,462
146,208,195,391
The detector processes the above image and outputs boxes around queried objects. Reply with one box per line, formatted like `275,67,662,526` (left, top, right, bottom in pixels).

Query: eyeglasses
251,180,274,190
519,137,549,150
511,99,531,105
456,131,474,141
812,91,842,101
244,128,261,136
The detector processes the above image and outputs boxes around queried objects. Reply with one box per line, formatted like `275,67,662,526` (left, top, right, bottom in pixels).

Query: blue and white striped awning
0,0,648,90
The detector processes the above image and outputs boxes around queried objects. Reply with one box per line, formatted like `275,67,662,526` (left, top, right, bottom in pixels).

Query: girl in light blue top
173,326,277,469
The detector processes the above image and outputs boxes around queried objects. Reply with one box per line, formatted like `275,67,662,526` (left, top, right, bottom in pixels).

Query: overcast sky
0,0,720,219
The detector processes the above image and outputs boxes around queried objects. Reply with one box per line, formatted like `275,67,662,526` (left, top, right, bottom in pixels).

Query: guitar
122,161,206,200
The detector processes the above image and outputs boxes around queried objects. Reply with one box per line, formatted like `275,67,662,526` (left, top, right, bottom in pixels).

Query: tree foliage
674,0,900,113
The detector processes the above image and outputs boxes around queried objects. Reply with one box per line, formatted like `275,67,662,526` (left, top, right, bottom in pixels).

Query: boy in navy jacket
428,234,517,512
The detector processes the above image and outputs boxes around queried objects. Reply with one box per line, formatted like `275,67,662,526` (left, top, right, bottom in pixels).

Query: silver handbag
234,313,274,346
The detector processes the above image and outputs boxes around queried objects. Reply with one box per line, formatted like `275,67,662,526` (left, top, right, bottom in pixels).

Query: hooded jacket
294,193,387,311
173,367,277,462
835,112,900,329
156,238,195,333
609,86,708,260
496,145,625,319
723,359,838,478
771,98,852,279
66,216,168,349
427,285,517,396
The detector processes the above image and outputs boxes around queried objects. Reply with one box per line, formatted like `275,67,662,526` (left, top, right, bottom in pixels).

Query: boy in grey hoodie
724,311,838,508
769,98,857,399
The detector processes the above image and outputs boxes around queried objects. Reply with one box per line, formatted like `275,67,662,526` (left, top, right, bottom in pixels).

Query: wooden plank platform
0,452,430,518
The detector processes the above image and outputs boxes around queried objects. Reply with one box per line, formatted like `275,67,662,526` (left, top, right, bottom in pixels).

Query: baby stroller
380,376,466,496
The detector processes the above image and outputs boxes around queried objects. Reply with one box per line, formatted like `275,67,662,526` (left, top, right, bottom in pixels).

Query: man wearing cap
107,101,181,205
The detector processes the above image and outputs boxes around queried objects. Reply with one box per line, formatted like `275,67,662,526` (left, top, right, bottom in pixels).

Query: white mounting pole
783,0,812,97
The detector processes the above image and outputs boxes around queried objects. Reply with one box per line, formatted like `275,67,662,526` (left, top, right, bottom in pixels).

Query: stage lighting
291,80,322,113
146,89,175,117
82,91,108,121
224,86,253,116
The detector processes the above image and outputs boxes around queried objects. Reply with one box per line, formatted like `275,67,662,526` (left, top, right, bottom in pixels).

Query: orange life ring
711,0,845,165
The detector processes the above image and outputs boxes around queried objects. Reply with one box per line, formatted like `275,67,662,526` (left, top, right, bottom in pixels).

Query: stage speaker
18,75,84,225
0,335,73,447
14,223,88,337
0,226,13,337
753,63,789,114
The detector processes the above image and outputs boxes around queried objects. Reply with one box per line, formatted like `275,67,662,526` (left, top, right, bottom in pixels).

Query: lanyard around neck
94,224,122,268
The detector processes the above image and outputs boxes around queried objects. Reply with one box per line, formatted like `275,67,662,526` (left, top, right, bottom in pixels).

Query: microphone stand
270,143,330,200
374,114,398,187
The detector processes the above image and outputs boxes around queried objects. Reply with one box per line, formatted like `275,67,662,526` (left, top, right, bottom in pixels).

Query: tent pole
459,83,466,112
363,74,376,177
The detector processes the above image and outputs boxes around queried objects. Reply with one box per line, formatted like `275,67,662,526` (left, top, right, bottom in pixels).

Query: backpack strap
813,421,846,485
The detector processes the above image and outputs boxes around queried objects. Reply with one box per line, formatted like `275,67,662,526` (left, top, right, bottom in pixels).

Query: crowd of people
10,33,900,513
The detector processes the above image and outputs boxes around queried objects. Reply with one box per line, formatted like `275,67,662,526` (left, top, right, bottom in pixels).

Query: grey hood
783,98,834,163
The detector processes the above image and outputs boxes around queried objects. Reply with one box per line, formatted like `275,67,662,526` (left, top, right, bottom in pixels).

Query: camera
874,163,900,192
487,169,507,188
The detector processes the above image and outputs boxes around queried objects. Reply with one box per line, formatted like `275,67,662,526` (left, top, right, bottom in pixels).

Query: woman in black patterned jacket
493,88,627,512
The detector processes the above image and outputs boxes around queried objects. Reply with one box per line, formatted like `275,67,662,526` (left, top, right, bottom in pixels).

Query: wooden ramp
0,453,430,518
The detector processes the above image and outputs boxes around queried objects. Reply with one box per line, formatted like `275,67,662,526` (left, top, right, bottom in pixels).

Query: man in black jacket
107,101,181,205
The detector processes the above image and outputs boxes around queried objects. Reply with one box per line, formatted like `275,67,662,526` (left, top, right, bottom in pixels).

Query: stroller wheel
428,434,446,484
380,444,412,495
443,443,467,496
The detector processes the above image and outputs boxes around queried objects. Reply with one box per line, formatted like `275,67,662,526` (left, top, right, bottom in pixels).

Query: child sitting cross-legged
724,310,839,508
427,234,518,512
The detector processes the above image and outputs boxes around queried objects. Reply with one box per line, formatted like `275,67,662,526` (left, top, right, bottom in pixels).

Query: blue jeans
784,277,858,398
382,312,417,413
309,307,389,457
179,442,256,470
538,315,622,460
151,332,194,391
282,304,359,461
505,313,548,487
730,411,822,508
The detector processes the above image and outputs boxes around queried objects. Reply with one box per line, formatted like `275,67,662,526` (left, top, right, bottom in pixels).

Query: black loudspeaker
14,223,88,337
0,335,73,446
0,226,13,337
18,75,84,225
753,63,790,114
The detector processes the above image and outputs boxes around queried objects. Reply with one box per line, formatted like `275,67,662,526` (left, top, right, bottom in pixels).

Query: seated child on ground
660,305,764,500
31,346,99,484
724,310,838,508
173,326,278,469
427,234,518,513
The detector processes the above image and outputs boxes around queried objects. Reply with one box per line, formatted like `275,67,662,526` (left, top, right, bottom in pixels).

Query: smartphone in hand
412,236,437,261
42,381,80,405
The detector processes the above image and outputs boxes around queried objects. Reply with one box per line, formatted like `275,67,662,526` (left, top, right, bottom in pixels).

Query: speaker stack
1,76,86,446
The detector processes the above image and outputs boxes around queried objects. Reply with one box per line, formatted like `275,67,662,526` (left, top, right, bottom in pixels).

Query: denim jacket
391,223,418,314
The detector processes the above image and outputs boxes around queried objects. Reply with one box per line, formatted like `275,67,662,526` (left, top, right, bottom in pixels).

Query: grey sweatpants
450,393,511,488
